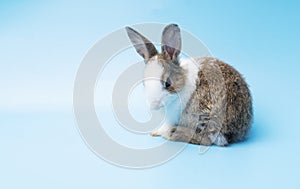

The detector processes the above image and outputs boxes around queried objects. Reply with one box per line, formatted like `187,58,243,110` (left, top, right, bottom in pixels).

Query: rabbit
126,24,252,146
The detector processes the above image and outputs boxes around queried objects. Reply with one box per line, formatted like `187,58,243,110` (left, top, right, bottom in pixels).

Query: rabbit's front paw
150,124,173,137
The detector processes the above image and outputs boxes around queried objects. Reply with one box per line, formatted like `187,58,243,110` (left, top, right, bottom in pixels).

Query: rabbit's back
180,57,252,144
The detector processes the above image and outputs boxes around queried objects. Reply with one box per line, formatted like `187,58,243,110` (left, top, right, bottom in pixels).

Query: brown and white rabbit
126,24,252,146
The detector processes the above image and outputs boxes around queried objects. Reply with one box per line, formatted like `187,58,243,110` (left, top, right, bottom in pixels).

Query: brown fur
165,57,253,145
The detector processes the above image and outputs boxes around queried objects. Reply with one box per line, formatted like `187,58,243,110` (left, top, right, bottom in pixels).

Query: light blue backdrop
1,0,299,188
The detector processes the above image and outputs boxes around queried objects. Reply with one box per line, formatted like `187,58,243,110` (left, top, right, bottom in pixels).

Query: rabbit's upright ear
161,24,181,61
126,27,158,60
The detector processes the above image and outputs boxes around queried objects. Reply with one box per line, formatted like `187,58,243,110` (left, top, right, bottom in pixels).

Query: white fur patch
209,133,228,146
143,56,164,107
143,57,202,127
178,58,201,110
163,57,201,126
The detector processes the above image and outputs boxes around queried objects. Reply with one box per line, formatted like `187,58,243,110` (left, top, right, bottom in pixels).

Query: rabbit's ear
126,27,158,60
161,24,181,61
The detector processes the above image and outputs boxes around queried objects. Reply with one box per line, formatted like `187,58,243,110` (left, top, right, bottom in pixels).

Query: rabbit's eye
164,77,172,89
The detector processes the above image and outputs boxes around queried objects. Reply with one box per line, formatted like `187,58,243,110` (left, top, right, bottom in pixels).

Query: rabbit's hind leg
198,119,228,146
163,126,213,146
161,119,228,146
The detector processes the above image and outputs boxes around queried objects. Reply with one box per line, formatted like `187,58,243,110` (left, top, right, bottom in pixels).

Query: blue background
1,0,300,188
